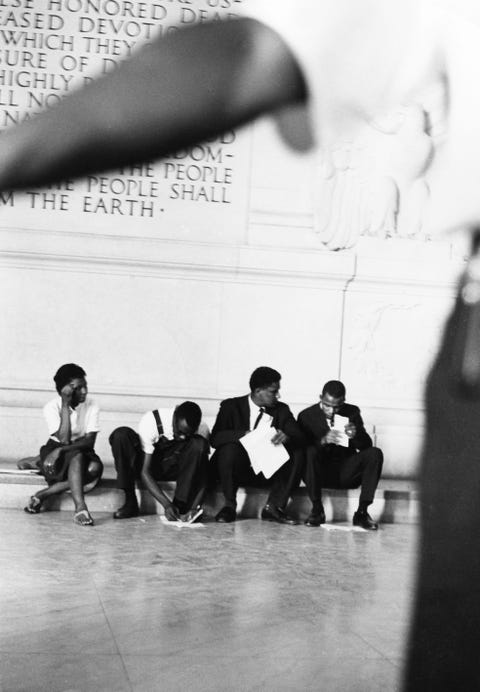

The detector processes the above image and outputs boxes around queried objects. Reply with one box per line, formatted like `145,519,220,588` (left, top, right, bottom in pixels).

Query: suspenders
152,409,164,437
152,409,177,454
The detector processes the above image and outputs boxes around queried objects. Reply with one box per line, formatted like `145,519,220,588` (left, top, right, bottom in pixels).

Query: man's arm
54,401,71,445
0,18,306,192
210,400,248,449
298,409,334,450
272,405,305,447
140,452,179,520
48,383,76,444
350,409,372,450
61,432,97,453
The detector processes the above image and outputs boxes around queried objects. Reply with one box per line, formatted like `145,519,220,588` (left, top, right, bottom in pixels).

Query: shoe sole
113,514,139,520
113,510,139,520
262,516,298,525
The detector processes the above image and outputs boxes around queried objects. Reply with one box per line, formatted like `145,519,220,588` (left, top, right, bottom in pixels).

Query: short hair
249,366,281,392
53,363,86,393
322,380,346,399
176,401,202,432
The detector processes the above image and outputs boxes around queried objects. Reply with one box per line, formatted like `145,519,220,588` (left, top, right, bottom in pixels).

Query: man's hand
60,383,74,405
323,430,342,445
165,503,180,521
271,430,288,446
345,423,357,439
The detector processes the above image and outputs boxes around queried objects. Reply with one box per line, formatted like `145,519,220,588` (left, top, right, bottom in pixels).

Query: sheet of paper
331,415,349,447
322,524,367,532
159,506,204,527
160,516,205,528
239,426,289,479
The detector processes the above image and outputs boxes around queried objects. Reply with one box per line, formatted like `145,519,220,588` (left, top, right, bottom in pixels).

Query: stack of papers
240,427,289,478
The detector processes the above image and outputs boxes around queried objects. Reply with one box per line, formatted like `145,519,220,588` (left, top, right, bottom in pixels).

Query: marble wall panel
1,264,223,399
340,280,456,410
214,279,347,406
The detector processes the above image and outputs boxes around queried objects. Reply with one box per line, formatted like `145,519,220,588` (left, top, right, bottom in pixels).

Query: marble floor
0,509,418,692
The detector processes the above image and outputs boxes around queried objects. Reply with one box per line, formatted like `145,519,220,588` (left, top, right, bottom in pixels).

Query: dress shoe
352,510,378,530
261,504,298,525
113,502,139,520
215,506,236,523
304,509,326,527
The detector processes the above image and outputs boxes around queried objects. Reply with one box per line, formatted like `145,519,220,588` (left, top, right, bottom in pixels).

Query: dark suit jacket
210,395,304,450
297,402,372,457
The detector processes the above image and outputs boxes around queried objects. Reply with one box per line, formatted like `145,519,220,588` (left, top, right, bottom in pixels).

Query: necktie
253,407,265,429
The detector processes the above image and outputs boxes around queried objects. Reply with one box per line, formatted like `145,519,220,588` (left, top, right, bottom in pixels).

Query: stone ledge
0,463,419,524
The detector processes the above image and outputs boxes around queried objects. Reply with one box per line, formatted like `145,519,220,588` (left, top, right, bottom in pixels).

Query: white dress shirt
137,407,210,454
43,396,100,442
248,397,273,432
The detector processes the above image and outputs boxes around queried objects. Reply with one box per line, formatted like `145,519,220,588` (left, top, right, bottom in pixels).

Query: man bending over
109,402,209,521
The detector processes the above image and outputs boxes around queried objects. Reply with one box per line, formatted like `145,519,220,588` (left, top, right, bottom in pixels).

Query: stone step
0,462,418,524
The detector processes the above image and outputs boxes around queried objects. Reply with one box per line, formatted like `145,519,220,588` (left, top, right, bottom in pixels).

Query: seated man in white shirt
24,363,103,527
109,402,210,521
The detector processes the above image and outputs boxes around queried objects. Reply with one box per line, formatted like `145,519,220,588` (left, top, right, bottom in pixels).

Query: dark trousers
404,287,480,690
304,444,383,508
211,441,304,509
109,426,209,511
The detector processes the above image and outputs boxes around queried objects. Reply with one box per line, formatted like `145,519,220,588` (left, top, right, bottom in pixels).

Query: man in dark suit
298,380,383,530
210,366,304,524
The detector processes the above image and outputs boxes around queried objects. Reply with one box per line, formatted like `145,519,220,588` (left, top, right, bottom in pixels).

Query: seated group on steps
22,363,383,530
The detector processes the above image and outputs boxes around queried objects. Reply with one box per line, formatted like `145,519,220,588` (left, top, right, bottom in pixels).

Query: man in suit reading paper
298,380,383,530
210,366,304,524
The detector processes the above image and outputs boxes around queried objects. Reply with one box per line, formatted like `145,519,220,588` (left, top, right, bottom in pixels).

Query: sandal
24,496,42,514
73,509,94,526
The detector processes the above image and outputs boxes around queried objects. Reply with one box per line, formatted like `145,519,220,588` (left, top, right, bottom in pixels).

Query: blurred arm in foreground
0,18,306,190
